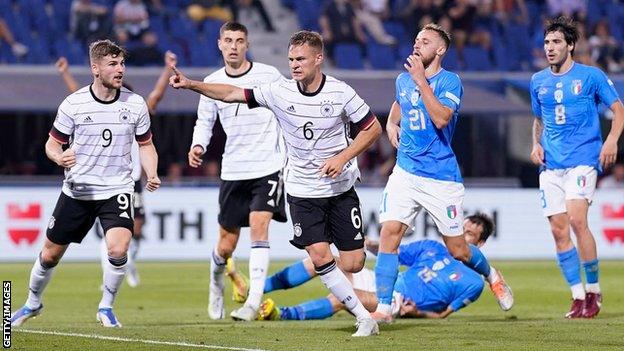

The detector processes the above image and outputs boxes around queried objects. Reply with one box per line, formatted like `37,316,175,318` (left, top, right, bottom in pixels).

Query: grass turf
3,260,623,351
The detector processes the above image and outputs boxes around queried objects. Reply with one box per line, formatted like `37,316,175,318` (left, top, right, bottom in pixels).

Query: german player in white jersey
54,51,177,288
171,30,382,337
187,22,287,321
11,40,161,329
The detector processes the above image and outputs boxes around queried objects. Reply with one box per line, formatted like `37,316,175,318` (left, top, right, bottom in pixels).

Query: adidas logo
287,105,296,113
83,116,93,123
266,199,275,207
119,212,130,219
354,232,363,240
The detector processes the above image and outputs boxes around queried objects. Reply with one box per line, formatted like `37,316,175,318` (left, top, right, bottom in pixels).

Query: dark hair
544,16,578,54
422,23,451,50
466,212,495,243
89,39,126,63
220,21,248,37
289,30,323,52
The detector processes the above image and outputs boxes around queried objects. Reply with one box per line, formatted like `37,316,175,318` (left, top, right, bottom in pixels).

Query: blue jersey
530,62,620,171
394,240,483,313
395,70,463,183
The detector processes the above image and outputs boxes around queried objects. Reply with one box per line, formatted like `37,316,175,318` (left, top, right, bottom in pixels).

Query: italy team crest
446,205,457,219
577,175,587,187
571,80,582,95
410,90,420,105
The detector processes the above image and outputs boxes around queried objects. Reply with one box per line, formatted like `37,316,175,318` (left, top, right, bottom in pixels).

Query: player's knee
380,222,404,238
568,215,588,234
107,243,128,259
39,251,60,268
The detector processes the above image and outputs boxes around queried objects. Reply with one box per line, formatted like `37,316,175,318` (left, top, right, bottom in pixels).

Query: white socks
211,249,226,293
25,255,55,309
99,256,127,309
571,283,586,300
246,242,270,310
317,261,370,320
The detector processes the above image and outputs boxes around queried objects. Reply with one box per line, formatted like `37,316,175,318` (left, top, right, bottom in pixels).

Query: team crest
446,205,457,219
119,108,131,123
410,90,420,105
293,223,302,237
571,80,582,95
577,175,587,187
48,216,55,229
320,101,334,117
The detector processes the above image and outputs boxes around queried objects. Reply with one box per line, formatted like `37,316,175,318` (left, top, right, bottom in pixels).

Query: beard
420,53,435,69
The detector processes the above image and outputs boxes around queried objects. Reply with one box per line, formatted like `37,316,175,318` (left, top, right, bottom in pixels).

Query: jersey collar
225,61,253,78
549,61,575,76
297,74,326,97
89,84,120,105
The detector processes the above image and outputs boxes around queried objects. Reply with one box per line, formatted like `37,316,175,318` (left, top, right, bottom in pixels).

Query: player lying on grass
228,213,503,320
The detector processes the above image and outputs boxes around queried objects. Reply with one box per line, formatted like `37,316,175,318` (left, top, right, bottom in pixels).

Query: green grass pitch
3,260,623,351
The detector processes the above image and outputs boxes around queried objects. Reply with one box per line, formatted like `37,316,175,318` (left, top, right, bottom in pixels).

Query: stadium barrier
1,186,623,261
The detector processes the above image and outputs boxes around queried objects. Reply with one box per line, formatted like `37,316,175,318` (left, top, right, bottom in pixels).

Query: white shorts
379,165,464,236
539,165,597,217
351,268,376,293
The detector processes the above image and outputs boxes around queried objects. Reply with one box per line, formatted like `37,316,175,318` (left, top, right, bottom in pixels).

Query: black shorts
288,187,365,251
46,192,134,245
133,180,145,220
218,170,287,229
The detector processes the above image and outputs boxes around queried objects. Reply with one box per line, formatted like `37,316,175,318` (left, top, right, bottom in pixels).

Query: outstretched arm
146,50,177,114
169,66,246,103
399,300,453,319
55,57,80,93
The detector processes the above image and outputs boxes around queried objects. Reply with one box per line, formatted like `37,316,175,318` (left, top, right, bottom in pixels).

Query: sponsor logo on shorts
293,223,302,237
446,205,457,219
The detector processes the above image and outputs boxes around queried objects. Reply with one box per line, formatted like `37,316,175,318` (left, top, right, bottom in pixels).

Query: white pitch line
17,329,270,351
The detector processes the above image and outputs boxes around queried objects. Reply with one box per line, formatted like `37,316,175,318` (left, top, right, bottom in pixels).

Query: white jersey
192,62,285,181
246,74,375,198
50,85,151,200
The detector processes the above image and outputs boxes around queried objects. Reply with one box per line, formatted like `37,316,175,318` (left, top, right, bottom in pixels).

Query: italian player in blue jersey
529,17,624,319
370,23,513,323
249,214,494,321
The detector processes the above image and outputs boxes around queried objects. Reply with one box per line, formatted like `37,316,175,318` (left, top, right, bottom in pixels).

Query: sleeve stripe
244,88,260,108
136,129,152,144
444,91,460,105
49,127,70,144
354,111,376,131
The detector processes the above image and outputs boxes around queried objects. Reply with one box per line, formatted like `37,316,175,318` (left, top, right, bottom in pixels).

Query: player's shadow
336,323,414,333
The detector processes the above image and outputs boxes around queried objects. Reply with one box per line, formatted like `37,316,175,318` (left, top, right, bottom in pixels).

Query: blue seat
463,46,493,71
442,47,460,71
54,36,87,65
334,43,364,69
295,0,322,31
51,0,72,33
190,36,220,67
25,34,51,64
367,42,396,70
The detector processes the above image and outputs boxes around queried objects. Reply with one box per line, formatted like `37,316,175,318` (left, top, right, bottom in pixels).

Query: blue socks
375,252,399,305
280,297,333,320
466,244,491,278
582,258,599,284
557,247,582,286
264,260,312,293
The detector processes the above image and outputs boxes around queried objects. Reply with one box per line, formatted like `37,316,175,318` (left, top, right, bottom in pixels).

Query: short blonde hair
422,23,451,49
89,39,127,63
289,30,323,52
